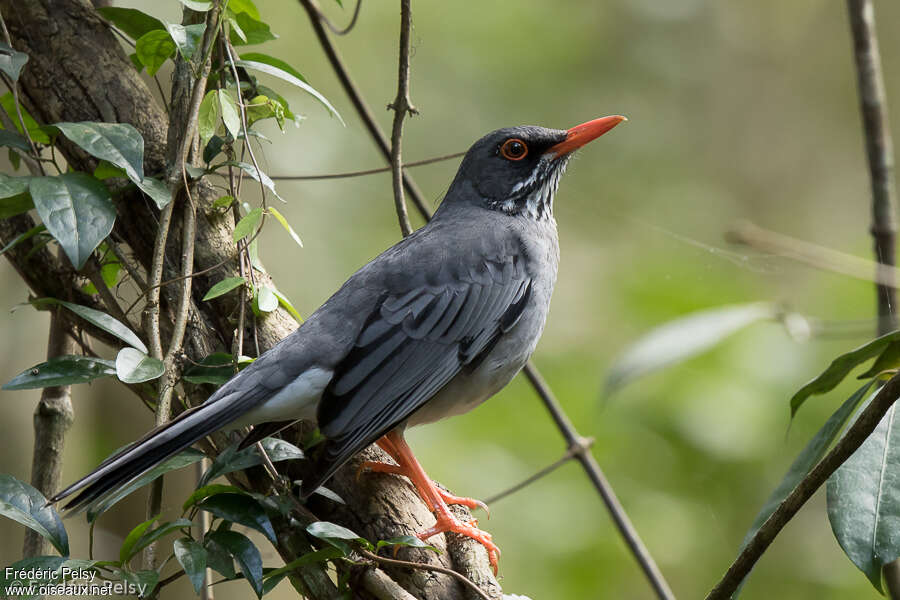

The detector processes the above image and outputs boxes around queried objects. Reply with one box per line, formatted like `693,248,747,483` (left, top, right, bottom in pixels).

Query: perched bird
50,116,626,570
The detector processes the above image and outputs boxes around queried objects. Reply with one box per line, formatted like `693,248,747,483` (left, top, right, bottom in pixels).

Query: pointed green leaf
0,224,46,257
204,535,237,579
115,348,165,384
119,515,160,564
121,518,193,563
213,194,235,209
203,276,245,301
271,288,303,323
134,176,171,210
93,160,127,180
135,29,175,76
3,355,116,390
0,173,30,199
217,89,241,140
0,128,31,152
206,530,263,597
197,493,276,544
263,547,342,582
198,89,220,149
0,93,50,144
792,330,900,416
0,42,28,82
182,352,236,385
97,7,165,40
235,60,343,124
183,483,247,511
165,22,206,61
199,438,303,486
228,13,276,46
267,207,302,247
239,52,305,83
306,521,372,552
54,122,144,183
52,300,147,353
376,535,438,552
605,303,777,395
234,206,263,242
828,387,900,592
29,173,115,269
0,475,69,556
226,162,281,200
228,0,261,19
255,285,278,313
174,538,208,595
860,341,900,379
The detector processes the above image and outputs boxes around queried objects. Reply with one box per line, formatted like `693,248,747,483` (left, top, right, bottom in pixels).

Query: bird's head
445,116,626,220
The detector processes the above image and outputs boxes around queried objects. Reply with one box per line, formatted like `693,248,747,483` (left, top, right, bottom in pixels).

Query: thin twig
387,0,417,237
270,150,465,181
706,373,900,599
315,0,364,36
0,103,40,175
146,201,174,360
106,238,148,290
357,548,492,600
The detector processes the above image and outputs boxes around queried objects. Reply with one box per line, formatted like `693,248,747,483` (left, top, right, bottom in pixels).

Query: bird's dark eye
500,138,528,161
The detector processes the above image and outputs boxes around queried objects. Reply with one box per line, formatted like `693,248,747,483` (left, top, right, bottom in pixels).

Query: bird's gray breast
406,217,560,427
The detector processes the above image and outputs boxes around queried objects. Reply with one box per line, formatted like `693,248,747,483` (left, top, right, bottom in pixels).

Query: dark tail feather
50,394,249,514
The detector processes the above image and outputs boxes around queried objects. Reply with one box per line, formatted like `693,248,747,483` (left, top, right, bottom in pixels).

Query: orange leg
366,430,500,573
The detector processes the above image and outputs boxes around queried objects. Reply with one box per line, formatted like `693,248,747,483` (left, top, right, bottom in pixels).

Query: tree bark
0,1,499,597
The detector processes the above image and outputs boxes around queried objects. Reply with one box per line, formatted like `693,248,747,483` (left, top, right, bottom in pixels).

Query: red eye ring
500,138,528,161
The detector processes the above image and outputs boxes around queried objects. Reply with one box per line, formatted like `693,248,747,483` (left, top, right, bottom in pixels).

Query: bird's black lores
50,115,626,571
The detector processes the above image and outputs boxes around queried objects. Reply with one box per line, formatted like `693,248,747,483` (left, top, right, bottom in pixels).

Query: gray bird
51,115,626,569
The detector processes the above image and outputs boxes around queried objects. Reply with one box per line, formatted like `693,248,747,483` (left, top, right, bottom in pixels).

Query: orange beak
545,115,627,158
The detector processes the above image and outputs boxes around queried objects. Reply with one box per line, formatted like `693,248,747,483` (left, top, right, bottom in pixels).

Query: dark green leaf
263,547,342,582
605,303,777,395
116,569,159,598
0,42,29,81
115,348,165,384
29,173,115,269
203,276,245,301
206,530,264,598
183,352,236,385
197,493,276,544
218,89,241,140
183,483,247,511
255,285,278,313
234,207,264,242
135,30,175,76
0,192,33,218
0,224,45,257
0,475,69,556
199,438,303,486
828,385,900,592
119,515,159,564
0,173,30,199
165,23,206,61
0,128,31,152
268,207,302,247
239,52,305,83
791,330,900,416
198,90,220,149
204,135,226,165
226,162,281,200
54,122,144,183
228,0,261,19
174,538,208,595
3,355,116,390
52,299,147,353
97,7,165,40
204,535,237,579
87,448,205,521
306,521,372,552
860,341,900,379
0,93,50,144
121,518,193,563
376,535,438,552
134,176,171,209
228,12,277,46
235,60,342,124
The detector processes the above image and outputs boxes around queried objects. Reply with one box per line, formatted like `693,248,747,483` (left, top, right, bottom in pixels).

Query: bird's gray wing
303,254,532,495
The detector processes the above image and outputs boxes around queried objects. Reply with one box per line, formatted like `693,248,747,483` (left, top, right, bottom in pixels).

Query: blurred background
2,0,900,598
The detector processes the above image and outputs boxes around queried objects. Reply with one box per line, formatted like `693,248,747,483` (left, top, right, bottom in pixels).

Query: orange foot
368,431,500,574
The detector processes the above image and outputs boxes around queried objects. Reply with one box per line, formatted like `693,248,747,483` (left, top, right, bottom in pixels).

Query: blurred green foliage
1,0,899,598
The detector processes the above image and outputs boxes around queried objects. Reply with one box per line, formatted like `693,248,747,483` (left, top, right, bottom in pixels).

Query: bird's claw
417,515,501,575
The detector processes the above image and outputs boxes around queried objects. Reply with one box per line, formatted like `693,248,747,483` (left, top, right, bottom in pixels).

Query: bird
49,115,626,571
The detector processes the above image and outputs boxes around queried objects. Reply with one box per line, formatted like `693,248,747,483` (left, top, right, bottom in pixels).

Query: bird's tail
49,394,247,515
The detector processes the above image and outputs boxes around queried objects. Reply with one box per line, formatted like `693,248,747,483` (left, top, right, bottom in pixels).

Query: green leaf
255,285,278,313
29,173,115,270
135,29,175,76
0,555,67,598
203,276,245,301
263,547,342,582
165,22,206,61
97,7,165,40
267,207,302,247
733,381,877,596
204,135,226,164
183,352,237,385
214,194,235,209
860,341,900,378
116,569,159,598
0,42,29,82
791,330,900,416
0,93,50,144
306,521,372,552
206,530,264,598
119,515,159,564
0,192,33,218
235,60,343,124
376,535,438,552
54,121,145,183
204,535,237,579
239,53,305,83
605,302,777,395
198,90,220,149
0,128,31,152
0,475,69,556
0,224,46,257
115,348,165,384
179,0,212,11
52,299,148,353
228,12,277,46
271,288,303,323
828,385,900,592
183,483,247,511
0,173,30,199
121,518,193,563
87,448,205,521
226,162,281,200
228,0,261,19
234,206,264,242
3,355,116,390
199,438,303,486
197,493,277,544
134,176,172,209
93,160,127,180
174,538,208,595
217,89,241,140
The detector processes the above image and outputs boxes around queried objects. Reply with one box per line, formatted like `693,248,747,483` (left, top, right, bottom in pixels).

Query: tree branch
387,0,417,237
